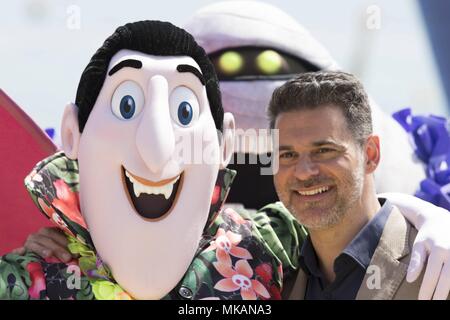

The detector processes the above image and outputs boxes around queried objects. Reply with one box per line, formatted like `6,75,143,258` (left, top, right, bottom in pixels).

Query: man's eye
280,152,295,159
315,148,334,154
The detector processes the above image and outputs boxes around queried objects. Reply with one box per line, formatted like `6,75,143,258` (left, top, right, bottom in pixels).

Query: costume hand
379,192,450,300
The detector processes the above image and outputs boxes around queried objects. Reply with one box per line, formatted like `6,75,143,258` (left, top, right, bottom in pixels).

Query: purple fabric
393,108,450,210
45,127,55,140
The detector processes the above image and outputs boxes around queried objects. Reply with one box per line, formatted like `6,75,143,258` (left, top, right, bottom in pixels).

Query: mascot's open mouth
122,166,183,220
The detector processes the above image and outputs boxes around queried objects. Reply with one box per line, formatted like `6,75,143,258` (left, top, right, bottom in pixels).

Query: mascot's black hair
75,20,223,132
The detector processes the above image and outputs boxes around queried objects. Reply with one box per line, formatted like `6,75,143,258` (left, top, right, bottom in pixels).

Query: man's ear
61,103,81,160
365,134,380,174
219,112,235,169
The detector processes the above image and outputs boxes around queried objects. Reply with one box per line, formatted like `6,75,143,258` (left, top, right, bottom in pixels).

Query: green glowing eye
256,50,283,74
218,51,243,75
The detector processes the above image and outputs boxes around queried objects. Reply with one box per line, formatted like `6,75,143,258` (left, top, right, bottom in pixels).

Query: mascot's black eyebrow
177,64,205,85
108,60,205,86
108,59,143,76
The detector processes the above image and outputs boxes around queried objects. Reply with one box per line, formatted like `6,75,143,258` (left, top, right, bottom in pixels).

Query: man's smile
293,185,335,202
122,166,183,220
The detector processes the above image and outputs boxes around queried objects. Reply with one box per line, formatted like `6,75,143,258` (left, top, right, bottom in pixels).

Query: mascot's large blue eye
111,80,144,121
120,95,136,119
177,102,193,125
170,86,200,128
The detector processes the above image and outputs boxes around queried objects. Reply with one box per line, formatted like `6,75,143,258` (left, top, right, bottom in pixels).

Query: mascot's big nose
136,75,175,173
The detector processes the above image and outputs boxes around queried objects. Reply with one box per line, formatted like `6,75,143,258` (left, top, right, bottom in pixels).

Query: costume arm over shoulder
247,202,307,273
379,192,450,300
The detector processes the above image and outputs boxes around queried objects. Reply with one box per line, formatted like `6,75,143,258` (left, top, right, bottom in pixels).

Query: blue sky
0,0,446,135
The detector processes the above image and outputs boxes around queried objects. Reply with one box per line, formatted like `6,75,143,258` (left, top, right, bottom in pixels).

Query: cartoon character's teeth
125,170,180,199
298,186,330,196
133,184,173,199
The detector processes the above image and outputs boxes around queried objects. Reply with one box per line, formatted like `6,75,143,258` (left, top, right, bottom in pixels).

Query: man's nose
293,155,320,181
136,75,174,173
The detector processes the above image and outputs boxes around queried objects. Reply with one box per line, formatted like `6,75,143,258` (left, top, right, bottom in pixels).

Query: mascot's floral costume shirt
0,152,306,300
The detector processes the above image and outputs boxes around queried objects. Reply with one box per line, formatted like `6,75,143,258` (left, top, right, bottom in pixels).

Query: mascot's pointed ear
61,103,81,160
220,112,235,169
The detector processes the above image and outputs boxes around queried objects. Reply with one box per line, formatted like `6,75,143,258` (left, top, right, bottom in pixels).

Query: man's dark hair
268,71,373,144
75,20,223,132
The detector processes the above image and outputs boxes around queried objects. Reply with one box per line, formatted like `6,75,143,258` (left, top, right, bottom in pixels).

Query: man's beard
281,162,365,231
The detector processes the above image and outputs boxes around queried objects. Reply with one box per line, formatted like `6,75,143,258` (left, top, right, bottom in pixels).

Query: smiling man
270,71,450,300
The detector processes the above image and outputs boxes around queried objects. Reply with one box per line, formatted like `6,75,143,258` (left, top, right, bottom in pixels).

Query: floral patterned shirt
0,152,307,300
